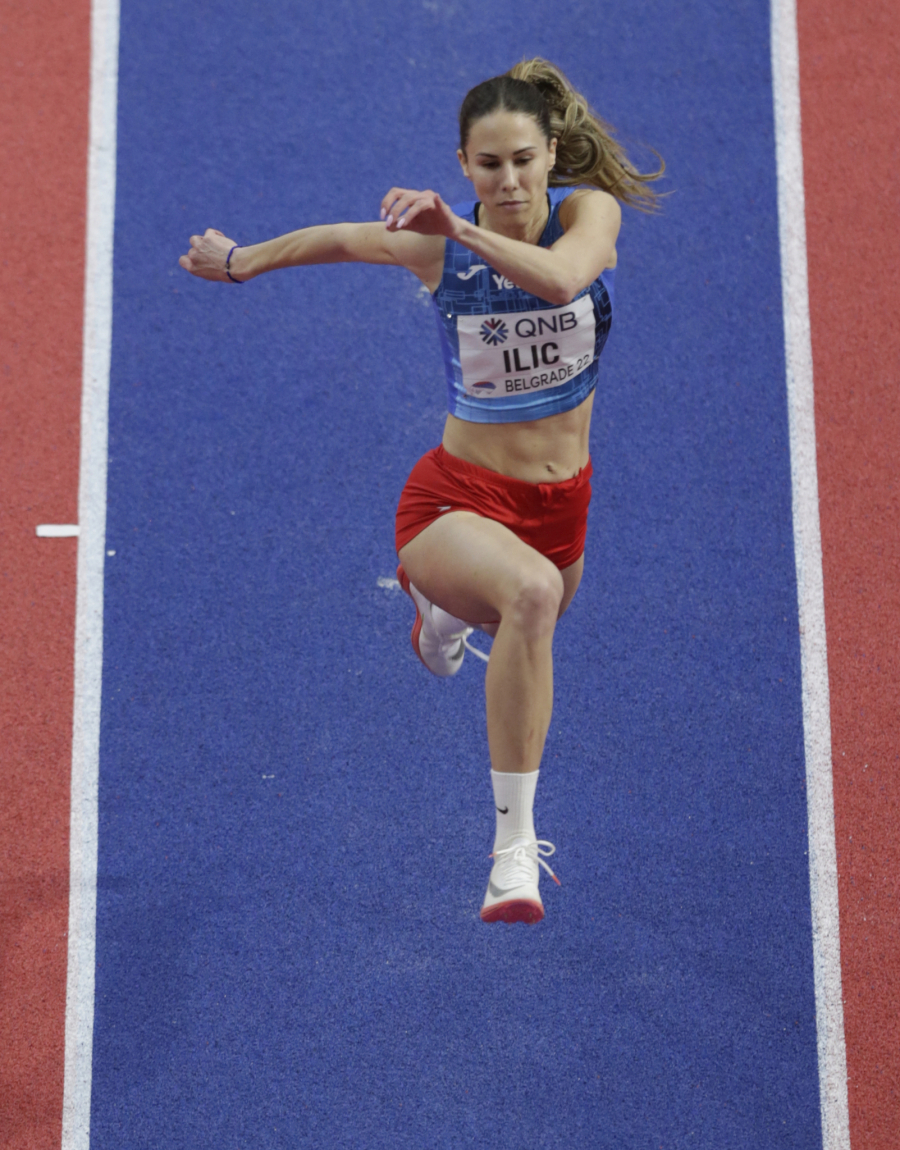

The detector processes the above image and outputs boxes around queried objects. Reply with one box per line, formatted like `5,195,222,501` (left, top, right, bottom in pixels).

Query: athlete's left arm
386,187,620,305
464,190,619,304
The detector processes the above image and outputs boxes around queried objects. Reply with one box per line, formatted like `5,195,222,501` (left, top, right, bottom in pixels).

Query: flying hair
458,58,665,212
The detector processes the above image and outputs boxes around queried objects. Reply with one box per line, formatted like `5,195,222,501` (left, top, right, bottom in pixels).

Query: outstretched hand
380,188,461,238
179,228,238,281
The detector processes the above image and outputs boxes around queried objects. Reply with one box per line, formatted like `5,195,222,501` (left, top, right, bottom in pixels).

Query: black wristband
225,244,244,283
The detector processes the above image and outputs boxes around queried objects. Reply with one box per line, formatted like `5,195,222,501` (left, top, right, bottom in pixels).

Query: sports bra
431,186,615,424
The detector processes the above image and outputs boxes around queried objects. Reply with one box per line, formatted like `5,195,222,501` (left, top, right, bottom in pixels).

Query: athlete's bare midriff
441,390,594,484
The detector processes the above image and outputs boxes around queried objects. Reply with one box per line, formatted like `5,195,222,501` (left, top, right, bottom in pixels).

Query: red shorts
395,444,592,570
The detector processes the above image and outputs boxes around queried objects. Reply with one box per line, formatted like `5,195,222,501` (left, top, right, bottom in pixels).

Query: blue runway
93,2,821,1145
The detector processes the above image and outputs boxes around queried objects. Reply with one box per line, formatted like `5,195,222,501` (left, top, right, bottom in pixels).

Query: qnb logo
457,264,487,281
515,311,578,337
472,380,497,394
480,318,508,346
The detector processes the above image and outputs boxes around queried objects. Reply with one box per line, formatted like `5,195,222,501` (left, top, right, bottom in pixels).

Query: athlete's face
458,111,557,224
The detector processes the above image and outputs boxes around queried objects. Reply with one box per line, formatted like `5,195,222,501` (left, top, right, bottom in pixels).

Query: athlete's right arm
178,224,443,287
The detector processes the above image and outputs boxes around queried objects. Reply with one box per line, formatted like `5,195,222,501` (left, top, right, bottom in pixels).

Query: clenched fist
179,228,241,281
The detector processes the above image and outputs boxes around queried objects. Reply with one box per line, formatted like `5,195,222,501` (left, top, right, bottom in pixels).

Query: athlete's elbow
546,278,580,306
555,265,610,305
537,277,574,305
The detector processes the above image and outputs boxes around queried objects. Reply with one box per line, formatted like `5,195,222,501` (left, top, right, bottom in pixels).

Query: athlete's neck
476,194,550,245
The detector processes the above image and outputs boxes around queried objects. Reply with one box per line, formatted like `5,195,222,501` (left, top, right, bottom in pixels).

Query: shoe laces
463,636,489,663
429,608,491,664
490,838,561,886
423,595,491,664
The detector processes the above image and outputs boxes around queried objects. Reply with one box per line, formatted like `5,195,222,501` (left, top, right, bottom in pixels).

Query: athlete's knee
504,565,564,638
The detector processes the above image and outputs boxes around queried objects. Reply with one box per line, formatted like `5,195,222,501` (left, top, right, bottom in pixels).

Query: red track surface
1,2,897,1147
0,3,90,1148
798,2,900,1145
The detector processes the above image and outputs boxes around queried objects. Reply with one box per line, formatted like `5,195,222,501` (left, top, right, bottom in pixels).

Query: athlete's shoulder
556,187,621,229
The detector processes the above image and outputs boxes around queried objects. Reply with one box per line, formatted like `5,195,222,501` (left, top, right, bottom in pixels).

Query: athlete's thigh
398,510,563,625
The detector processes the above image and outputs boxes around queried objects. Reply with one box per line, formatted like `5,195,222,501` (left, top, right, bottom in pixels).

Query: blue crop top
432,186,615,424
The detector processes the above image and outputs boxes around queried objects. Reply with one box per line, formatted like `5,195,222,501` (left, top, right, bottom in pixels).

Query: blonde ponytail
507,58,665,211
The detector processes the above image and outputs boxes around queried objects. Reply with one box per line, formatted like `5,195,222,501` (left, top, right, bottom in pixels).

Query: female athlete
179,59,662,924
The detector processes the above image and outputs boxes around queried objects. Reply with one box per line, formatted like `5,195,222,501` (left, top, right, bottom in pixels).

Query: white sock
491,768,539,850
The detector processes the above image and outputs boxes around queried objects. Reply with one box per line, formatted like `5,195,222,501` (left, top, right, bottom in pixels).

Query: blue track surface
93,2,821,1146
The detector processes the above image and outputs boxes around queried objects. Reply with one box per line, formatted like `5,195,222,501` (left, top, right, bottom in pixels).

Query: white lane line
36,524,81,537
61,3,120,1149
771,3,850,1148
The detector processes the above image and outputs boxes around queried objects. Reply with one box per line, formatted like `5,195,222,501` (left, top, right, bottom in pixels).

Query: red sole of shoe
480,900,544,925
397,564,429,671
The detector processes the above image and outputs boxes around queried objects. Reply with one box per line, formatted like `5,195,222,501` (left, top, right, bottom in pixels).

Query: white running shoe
397,564,475,677
480,837,560,925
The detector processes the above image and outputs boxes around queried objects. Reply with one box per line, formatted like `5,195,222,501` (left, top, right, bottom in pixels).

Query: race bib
457,294,595,399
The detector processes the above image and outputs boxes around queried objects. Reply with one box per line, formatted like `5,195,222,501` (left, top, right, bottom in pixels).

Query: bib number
457,295,595,399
